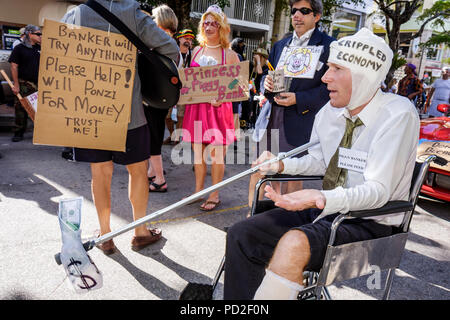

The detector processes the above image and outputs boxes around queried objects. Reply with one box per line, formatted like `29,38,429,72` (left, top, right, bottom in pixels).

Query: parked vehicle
418,103,450,202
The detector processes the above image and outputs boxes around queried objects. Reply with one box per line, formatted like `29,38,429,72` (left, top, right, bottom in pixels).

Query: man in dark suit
247,0,334,215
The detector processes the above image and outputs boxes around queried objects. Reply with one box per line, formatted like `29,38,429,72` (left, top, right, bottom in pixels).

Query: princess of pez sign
33,20,136,152
177,61,249,105
278,46,323,79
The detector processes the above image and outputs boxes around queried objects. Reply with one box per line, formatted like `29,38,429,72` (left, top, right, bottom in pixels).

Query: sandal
149,181,167,193
200,199,221,212
148,176,156,182
183,194,204,205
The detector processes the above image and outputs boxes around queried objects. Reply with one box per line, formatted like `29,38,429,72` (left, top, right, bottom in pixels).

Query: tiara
205,4,225,20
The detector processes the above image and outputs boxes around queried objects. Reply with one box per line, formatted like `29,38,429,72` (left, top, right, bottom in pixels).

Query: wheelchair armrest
347,200,413,219
263,174,323,182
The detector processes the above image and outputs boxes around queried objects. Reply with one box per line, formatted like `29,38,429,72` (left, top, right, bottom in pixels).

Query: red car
417,104,450,202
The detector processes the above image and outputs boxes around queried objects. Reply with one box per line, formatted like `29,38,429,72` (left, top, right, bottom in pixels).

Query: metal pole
93,139,320,245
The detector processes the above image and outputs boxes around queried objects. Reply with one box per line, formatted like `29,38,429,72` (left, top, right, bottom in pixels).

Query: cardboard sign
33,20,136,152
278,46,323,79
417,140,450,172
177,61,249,105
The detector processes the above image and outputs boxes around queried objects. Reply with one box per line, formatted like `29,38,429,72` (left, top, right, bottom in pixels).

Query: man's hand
264,74,274,92
252,151,283,176
264,185,326,211
274,92,296,106
12,83,20,95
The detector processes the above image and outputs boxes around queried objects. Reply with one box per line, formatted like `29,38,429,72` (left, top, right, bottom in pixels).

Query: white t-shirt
282,90,420,226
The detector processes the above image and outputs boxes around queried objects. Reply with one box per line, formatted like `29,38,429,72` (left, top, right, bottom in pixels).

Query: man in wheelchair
223,28,421,300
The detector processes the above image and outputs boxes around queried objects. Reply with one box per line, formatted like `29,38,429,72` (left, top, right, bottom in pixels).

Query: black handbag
85,0,181,109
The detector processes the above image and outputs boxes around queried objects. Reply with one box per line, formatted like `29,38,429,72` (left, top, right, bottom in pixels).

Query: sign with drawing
33,19,136,152
177,61,249,105
277,46,323,79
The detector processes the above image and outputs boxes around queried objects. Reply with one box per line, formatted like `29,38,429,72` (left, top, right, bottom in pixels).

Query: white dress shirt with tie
281,90,420,226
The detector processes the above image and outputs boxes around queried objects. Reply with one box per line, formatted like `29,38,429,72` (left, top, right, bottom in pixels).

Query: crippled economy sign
33,19,136,152
177,61,249,105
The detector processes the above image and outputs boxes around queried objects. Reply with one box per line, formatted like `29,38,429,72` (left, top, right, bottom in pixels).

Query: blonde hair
152,5,178,36
197,12,230,49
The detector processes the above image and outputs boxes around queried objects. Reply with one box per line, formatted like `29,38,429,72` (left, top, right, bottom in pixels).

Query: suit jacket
266,28,335,147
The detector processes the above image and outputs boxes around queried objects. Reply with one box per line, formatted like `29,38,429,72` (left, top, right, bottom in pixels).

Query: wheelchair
179,155,446,300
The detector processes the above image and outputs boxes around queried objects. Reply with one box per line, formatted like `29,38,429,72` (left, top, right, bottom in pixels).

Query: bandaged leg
253,269,304,300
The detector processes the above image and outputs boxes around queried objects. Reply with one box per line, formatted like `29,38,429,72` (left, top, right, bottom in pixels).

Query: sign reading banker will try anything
33,19,136,152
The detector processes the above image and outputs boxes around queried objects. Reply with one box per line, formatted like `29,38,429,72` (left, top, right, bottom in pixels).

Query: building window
331,10,361,39
426,45,441,61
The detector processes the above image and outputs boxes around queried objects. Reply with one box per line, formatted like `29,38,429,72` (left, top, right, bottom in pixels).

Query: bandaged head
328,28,393,110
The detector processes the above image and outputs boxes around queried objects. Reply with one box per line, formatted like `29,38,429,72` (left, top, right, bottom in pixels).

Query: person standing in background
397,63,423,106
12,28,25,49
425,67,450,117
143,4,179,193
247,0,334,215
8,25,41,142
164,29,195,145
182,5,240,211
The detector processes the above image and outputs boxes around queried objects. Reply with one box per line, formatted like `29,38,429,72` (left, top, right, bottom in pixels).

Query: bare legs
192,143,227,210
90,160,151,238
267,229,311,284
148,155,167,191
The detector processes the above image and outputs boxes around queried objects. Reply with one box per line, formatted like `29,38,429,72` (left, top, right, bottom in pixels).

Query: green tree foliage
374,0,449,83
417,0,450,48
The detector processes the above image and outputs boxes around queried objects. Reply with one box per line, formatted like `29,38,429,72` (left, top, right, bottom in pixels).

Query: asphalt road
0,127,449,301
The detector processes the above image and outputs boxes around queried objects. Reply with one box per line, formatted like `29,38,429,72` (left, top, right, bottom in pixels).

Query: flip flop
149,181,167,193
183,194,204,205
200,200,221,211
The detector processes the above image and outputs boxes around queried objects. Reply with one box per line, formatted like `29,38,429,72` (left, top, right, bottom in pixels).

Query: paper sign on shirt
338,147,368,173
277,46,323,79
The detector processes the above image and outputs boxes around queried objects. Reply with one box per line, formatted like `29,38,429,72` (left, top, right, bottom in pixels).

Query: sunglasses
291,7,314,16
203,20,220,28
32,32,42,36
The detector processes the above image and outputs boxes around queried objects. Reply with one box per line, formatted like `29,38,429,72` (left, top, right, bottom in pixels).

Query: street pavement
0,126,449,300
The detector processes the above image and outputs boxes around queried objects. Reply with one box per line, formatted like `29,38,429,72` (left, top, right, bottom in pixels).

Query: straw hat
253,47,269,59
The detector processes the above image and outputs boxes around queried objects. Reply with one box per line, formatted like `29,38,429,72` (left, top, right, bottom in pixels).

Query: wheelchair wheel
179,283,214,300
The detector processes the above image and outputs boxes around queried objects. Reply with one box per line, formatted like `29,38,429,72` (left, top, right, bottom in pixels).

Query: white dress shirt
281,90,420,226
291,28,315,47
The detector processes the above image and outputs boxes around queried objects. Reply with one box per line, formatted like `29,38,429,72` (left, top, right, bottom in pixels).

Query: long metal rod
94,139,319,245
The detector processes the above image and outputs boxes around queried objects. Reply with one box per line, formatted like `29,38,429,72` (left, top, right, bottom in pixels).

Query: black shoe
61,150,74,161
11,134,23,142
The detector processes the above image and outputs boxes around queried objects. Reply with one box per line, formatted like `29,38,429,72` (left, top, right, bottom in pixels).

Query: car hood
420,117,450,141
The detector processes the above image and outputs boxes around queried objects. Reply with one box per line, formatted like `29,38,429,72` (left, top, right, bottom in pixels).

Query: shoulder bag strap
84,0,156,60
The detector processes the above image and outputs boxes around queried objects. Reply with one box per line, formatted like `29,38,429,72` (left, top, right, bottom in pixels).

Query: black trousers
144,105,169,156
223,207,393,300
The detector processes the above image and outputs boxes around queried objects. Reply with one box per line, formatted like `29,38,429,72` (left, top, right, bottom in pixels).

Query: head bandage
328,28,393,110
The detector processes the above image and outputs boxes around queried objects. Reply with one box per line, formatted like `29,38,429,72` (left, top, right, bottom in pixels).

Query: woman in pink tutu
183,5,239,211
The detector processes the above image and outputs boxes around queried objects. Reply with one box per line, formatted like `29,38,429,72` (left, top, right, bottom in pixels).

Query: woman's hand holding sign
211,98,222,107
